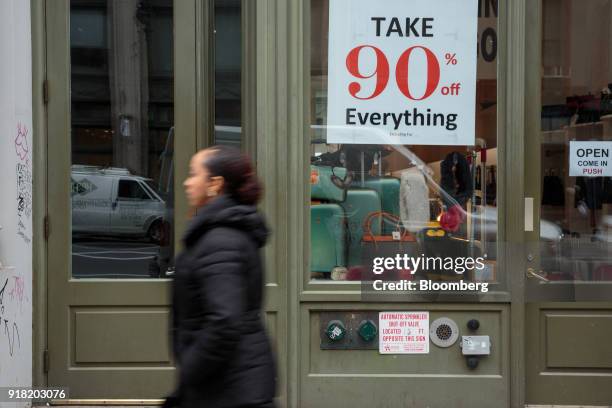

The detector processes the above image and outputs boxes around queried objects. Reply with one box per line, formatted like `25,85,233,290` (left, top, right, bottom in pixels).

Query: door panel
73,308,171,363
47,0,186,398
543,312,612,369
526,304,612,405
46,0,279,400
525,0,612,404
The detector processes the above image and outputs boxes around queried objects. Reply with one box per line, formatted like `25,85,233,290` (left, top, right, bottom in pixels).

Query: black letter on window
481,27,497,63
371,17,386,37
422,18,434,37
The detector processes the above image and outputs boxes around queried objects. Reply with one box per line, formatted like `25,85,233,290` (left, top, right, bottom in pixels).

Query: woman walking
166,146,276,407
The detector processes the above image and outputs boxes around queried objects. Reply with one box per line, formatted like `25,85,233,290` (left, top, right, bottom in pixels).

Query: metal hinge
43,79,49,104
43,349,49,373
44,215,50,241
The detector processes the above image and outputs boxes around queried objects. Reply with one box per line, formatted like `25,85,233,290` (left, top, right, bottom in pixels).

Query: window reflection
214,0,242,147
309,0,499,285
70,0,174,279
540,0,612,282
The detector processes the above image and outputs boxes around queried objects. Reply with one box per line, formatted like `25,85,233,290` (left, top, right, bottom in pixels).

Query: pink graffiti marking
8,276,25,307
15,123,29,163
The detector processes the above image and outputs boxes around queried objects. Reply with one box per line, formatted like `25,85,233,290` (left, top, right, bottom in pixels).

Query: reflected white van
71,165,165,242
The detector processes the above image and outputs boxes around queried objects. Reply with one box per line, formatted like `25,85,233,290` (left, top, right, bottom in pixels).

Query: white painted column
0,0,33,406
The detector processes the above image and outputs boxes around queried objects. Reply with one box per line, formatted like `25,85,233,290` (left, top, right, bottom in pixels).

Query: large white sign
569,141,612,177
379,311,429,354
327,0,478,145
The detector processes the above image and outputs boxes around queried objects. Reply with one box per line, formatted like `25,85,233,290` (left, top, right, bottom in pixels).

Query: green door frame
30,0,199,396
31,0,287,401
524,1,612,405
507,1,528,406
256,0,528,406
39,0,194,398
31,0,49,389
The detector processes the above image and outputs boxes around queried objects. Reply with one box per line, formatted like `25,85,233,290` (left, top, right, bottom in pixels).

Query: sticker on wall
569,141,612,177
379,311,429,354
326,0,478,145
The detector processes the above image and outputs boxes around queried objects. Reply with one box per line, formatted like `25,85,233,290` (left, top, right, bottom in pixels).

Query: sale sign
327,0,478,145
379,311,429,354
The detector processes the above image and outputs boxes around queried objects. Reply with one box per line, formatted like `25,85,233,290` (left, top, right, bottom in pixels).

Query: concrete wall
0,0,33,406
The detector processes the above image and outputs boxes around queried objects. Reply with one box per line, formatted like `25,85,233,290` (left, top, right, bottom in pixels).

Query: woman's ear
210,176,225,195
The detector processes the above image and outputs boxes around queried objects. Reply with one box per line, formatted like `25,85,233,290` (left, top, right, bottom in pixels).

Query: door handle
526,267,549,282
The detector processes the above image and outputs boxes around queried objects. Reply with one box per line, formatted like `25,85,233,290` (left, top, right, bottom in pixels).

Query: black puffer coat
170,195,276,408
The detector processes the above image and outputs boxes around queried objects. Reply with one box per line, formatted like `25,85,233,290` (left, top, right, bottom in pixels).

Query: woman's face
184,150,223,208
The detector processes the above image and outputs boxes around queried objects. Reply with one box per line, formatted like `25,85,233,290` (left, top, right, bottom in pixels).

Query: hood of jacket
183,194,270,248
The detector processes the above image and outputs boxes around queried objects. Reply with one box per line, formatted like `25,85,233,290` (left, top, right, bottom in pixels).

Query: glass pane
540,0,612,282
118,180,151,200
309,0,500,294
214,0,242,147
70,0,174,279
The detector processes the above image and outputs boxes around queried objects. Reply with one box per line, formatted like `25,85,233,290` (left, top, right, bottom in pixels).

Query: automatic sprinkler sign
326,0,478,145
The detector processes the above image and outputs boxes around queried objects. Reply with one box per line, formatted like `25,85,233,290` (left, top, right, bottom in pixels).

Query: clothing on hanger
575,177,604,210
399,167,429,233
486,166,496,205
440,151,473,208
542,173,564,206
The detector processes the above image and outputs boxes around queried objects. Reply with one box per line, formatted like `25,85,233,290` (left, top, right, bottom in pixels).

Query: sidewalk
35,403,162,407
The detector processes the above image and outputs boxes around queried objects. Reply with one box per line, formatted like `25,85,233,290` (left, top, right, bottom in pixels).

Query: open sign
569,141,612,177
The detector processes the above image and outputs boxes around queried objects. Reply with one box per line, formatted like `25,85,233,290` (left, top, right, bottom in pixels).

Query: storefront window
214,0,242,147
539,0,612,282
308,0,500,290
70,0,174,278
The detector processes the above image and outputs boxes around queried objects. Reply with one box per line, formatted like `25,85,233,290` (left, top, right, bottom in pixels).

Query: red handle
362,211,409,245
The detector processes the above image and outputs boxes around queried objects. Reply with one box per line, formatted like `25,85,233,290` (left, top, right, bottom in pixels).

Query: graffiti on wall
14,123,29,164
8,276,27,313
0,267,25,358
15,123,32,244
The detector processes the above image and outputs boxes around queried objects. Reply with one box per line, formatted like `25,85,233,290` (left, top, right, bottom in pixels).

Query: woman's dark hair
203,145,263,205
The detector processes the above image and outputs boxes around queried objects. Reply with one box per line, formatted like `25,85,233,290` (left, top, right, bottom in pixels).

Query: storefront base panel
302,304,509,407
300,376,508,408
